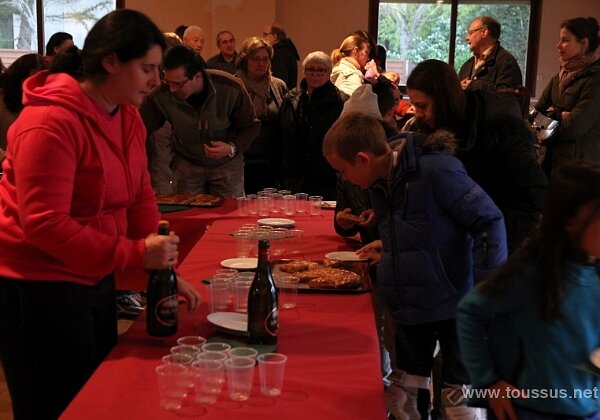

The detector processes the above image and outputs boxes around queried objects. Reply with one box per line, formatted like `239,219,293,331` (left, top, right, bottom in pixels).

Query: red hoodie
0,71,159,285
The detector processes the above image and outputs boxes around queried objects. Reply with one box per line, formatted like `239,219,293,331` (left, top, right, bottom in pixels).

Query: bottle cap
258,239,270,248
158,220,170,234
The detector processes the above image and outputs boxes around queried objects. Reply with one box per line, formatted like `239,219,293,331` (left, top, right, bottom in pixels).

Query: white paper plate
590,348,600,369
207,312,247,335
257,218,295,228
325,251,367,262
321,201,337,209
220,258,258,270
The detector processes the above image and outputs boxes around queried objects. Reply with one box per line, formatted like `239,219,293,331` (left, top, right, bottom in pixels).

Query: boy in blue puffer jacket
323,113,507,420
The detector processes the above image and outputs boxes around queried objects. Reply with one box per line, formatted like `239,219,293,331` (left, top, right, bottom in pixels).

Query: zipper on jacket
482,232,489,268
402,182,409,220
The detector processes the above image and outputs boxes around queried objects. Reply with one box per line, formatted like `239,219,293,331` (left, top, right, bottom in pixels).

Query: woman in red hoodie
0,9,200,419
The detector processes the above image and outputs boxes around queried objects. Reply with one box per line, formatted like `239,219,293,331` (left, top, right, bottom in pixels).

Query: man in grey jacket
459,16,523,92
140,45,260,197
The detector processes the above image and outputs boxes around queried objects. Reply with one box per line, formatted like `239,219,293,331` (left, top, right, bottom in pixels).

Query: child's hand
487,380,524,420
357,239,382,265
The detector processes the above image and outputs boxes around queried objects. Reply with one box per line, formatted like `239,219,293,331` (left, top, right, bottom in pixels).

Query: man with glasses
458,16,523,92
140,45,260,197
262,22,300,89
206,30,238,74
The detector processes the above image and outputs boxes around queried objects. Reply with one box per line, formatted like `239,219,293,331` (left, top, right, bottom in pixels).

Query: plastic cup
225,357,255,401
309,195,323,216
258,196,272,217
269,193,283,215
236,196,249,217
201,342,232,354
170,344,202,358
269,228,289,259
215,268,238,276
246,194,258,216
163,352,195,388
282,194,297,216
287,229,304,259
207,279,230,313
295,193,308,214
229,347,258,361
177,336,207,348
233,279,253,313
233,231,252,258
196,351,229,363
278,276,300,309
257,353,288,396
192,359,224,404
156,363,189,410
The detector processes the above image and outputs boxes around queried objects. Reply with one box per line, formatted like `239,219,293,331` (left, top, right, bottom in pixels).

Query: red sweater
0,72,159,285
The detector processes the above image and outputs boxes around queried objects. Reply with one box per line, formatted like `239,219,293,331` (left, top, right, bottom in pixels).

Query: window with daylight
0,0,119,67
371,0,540,93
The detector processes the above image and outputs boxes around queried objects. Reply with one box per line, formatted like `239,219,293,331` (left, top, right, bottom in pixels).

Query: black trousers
0,275,118,420
395,318,470,385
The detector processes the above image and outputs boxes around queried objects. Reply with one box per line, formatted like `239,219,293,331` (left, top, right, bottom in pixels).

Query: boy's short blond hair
322,112,390,162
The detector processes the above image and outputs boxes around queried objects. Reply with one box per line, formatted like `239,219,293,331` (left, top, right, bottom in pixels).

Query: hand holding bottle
144,227,180,270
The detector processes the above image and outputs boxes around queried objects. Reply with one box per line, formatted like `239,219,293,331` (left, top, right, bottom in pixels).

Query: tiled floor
0,319,135,420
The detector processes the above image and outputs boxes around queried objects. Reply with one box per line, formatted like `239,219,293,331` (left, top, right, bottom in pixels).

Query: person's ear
355,151,371,165
101,52,119,74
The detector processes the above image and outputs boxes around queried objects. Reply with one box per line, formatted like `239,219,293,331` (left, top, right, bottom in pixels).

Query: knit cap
340,84,382,119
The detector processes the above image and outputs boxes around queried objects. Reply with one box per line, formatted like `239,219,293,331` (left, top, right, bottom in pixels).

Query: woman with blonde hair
330,35,371,96
235,36,287,192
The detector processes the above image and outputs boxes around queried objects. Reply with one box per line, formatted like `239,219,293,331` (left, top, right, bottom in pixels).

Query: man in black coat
459,16,523,92
263,23,300,89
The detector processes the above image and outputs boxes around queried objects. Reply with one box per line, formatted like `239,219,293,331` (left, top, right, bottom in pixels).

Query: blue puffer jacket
371,133,507,325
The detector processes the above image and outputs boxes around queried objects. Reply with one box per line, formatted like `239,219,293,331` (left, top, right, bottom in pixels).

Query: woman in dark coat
535,17,600,172
280,51,347,199
404,59,547,254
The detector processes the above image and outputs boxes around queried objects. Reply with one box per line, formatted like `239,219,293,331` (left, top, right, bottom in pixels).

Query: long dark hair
480,160,600,319
81,9,166,79
0,53,46,113
406,59,466,133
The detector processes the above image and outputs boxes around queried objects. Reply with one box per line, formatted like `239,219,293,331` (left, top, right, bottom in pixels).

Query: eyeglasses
304,67,329,75
249,56,270,64
163,78,190,90
467,27,485,35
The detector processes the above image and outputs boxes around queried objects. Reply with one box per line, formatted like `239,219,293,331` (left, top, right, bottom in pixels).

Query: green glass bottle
247,239,279,345
146,221,178,337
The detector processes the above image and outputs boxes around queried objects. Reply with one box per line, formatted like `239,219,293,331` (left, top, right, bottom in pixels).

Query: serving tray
271,259,372,294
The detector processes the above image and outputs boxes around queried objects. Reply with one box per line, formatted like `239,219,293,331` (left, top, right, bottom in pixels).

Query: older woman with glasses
235,36,288,193
279,51,347,199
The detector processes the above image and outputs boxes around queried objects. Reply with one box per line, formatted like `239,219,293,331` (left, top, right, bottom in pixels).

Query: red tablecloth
62,211,387,420
116,200,238,290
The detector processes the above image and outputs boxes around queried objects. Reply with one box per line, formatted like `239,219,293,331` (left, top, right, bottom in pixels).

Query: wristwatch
227,142,237,158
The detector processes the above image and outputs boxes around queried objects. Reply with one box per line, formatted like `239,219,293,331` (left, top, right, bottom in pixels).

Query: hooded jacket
0,71,159,285
371,132,507,325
